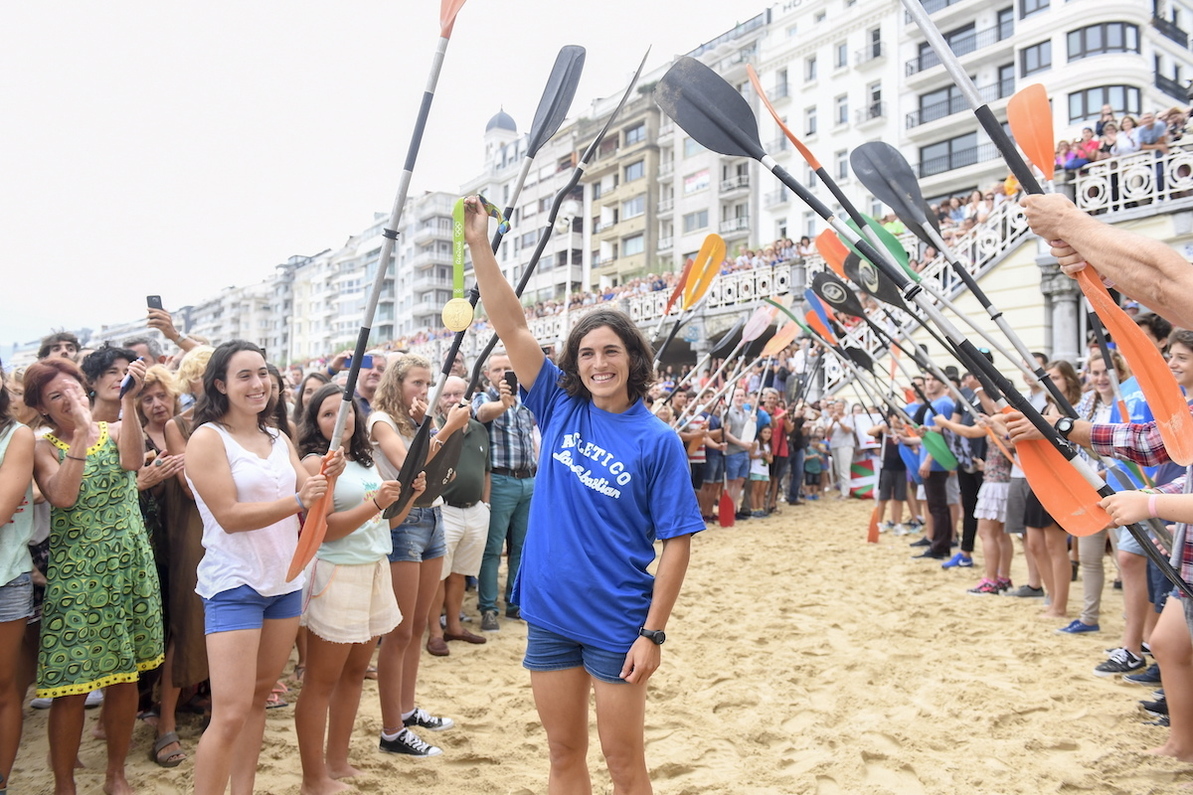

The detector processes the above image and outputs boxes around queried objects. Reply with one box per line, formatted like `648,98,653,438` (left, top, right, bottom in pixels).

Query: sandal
152,732,186,768
364,665,378,681
265,691,288,709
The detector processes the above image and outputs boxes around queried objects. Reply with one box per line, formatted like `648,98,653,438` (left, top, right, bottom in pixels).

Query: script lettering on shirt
554,431,634,497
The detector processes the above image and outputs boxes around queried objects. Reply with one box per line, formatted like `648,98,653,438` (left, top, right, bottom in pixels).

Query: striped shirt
472,388,537,472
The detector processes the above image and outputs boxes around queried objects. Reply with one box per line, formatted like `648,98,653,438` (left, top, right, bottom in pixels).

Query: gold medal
442,297,474,332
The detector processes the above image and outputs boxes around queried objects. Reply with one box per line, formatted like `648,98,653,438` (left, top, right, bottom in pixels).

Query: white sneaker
29,697,52,709
85,689,104,708
892,523,909,536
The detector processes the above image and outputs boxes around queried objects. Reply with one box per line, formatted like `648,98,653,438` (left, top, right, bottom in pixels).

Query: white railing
658,236,674,250
719,216,751,234
1073,145,1193,216
658,197,675,213
720,175,750,192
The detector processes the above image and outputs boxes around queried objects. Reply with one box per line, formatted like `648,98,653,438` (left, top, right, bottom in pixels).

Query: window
621,195,645,219
1067,85,1140,123
1068,23,1140,61
683,137,703,157
835,94,848,126
918,23,974,70
835,41,848,68
867,27,882,59
538,196,551,213
866,83,882,119
624,122,646,146
998,7,1014,40
815,10,826,22
1020,0,1047,17
835,150,849,180
622,233,644,257
683,210,709,233
804,211,817,238
805,105,818,136
1020,39,1051,76
919,132,979,177
523,201,537,218
805,54,817,82
684,169,710,194
625,160,645,182
998,63,1015,97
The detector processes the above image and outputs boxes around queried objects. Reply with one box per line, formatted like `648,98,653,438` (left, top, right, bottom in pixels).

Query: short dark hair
555,308,654,404
297,383,373,467
193,340,270,430
80,344,138,388
37,332,80,360
1136,313,1173,346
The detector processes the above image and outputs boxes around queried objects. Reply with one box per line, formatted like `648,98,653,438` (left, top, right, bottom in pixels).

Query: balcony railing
915,141,1000,178
720,174,750,192
658,161,675,177
855,102,885,124
855,42,885,66
409,249,452,269
772,84,790,99
906,21,1012,75
906,78,1014,128
657,197,675,213
594,220,616,233
764,189,789,207
767,136,791,152
1153,14,1190,47
1073,145,1193,216
719,216,751,234
1156,71,1189,103
658,236,674,250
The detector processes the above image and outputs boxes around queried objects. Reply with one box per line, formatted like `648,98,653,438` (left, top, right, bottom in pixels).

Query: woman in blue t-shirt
465,196,704,794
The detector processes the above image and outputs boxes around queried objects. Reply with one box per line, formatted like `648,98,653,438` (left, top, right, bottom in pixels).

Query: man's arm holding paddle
463,195,544,388
1021,193,1193,328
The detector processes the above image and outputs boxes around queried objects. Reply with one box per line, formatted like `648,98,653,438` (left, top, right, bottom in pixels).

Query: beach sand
12,498,1193,793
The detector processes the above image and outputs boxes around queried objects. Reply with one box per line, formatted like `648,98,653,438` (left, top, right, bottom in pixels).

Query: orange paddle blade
1078,270,1193,465
718,490,736,527
867,504,880,544
683,233,726,307
1015,438,1110,536
1006,84,1055,182
440,0,468,36
763,321,801,357
805,311,837,346
665,259,694,315
747,65,822,170
286,453,339,582
815,230,849,278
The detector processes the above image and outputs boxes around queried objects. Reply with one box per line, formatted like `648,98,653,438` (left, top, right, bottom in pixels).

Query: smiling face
92,357,131,404
217,350,271,416
41,372,89,428
358,355,387,399
577,325,630,412
1087,356,1113,399
316,392,354,448
1169,342,1193,391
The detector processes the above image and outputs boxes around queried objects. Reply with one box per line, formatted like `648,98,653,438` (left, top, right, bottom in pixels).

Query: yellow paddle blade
683,233,726,308
763,321,801,357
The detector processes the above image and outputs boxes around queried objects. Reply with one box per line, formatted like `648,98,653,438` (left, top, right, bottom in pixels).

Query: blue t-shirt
917,395,956,472
516,358,704,653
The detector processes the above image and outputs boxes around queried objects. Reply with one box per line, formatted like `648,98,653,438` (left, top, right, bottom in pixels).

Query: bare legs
46,681,138,795
975,519,1010,583
0,618,26,792
1033,525,1071,617
1149,598,1193,761
1118,550,1148,656
378,557,443,731
295,633,376,794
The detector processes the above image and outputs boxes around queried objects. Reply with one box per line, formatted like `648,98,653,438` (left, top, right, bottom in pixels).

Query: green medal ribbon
444,195,509,332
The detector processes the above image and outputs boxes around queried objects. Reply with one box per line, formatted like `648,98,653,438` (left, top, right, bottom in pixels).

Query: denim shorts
1116,524,1145,556
387,506,446,564
703,454,724,484
523,622,628,685
0,572,34,623
725,451,750,480
202,584,303,634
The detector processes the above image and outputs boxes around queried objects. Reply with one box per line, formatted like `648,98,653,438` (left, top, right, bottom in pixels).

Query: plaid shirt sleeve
1087,421,1173,467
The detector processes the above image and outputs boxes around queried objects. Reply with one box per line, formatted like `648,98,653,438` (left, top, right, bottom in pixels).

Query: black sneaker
380,728,442,757
1094,648,1145,677
1140,697,1168,717
912,551,946,560
1123,663,1162,685
1145,715,1170,727
403,707,454,731
480,610,499,632
505,605,522,620
909,537,931,547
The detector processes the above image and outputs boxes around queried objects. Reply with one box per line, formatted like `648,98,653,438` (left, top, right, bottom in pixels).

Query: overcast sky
1,1,767,348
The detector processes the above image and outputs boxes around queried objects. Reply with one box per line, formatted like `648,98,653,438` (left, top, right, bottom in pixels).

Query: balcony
905,21,1013,76
765,189,789,208
906,78,1013,128
855,102,885,125
1153,14,1190,48
594,220,616,233
855,42,885,67
416,196,455,220
409,248,452,270
658,236,673,250
412,221,452,245
412,271,452,290
767,136,791,153
719,174,750,193
657,197,675,214
771,83,790,99
658,161,675,177
1155,71,1189,103
916,141,1000,178
719,216,750,235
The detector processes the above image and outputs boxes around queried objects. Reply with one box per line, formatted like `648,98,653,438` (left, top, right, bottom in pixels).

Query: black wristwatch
1054,416,1076,440
638,627,666,645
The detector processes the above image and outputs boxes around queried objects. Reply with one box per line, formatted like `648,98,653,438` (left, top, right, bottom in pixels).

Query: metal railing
720,174,751,192
1073,145,1193,216
916,141,1001,178
1153,14,1190,47
719,216,751,234
1156,71,1189,103
855,42,885,66
658,236,674,250
765,189,789,207
906,21,1012,75
658,161,675,177
906,79,1013,128
657,197,675,213
856,102,885,124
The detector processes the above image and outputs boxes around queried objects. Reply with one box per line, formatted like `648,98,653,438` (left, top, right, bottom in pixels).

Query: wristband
1149,494,1159,519
294,493,305,512
373,497,383,512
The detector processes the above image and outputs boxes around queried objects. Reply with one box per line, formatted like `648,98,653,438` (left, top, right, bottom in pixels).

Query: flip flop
265,691,288,709
151,732,186,768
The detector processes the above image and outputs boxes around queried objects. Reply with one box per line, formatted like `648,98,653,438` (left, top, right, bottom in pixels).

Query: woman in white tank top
185,341,343,795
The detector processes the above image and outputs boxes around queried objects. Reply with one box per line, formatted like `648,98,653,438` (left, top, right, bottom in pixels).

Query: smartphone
504,371,519,393
347,354,374,371
147,295,163,310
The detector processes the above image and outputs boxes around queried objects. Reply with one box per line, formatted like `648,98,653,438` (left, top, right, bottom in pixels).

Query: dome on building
485,108,517,133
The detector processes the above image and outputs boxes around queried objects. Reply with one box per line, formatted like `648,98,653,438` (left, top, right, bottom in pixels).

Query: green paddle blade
921,429,958,470
843,214,917,282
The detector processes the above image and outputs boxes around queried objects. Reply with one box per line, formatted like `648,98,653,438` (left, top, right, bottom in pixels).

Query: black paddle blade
412,429,464,508
710,317,747,359
850,142,938,249
385,422,432,519
844,347,874,371
526,46,586,156
655,57,765,161
810,271,867,319
843,252,908,311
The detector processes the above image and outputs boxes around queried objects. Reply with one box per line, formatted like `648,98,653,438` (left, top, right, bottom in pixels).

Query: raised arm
463,196,545,387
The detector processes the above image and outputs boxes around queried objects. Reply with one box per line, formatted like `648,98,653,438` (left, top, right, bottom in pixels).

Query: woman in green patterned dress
25,356,163,795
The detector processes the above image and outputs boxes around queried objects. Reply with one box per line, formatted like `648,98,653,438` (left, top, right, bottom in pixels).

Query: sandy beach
12,498,1193,794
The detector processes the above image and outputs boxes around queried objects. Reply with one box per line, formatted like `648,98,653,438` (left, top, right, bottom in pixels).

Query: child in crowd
748,425,772,517
804,433,825,500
